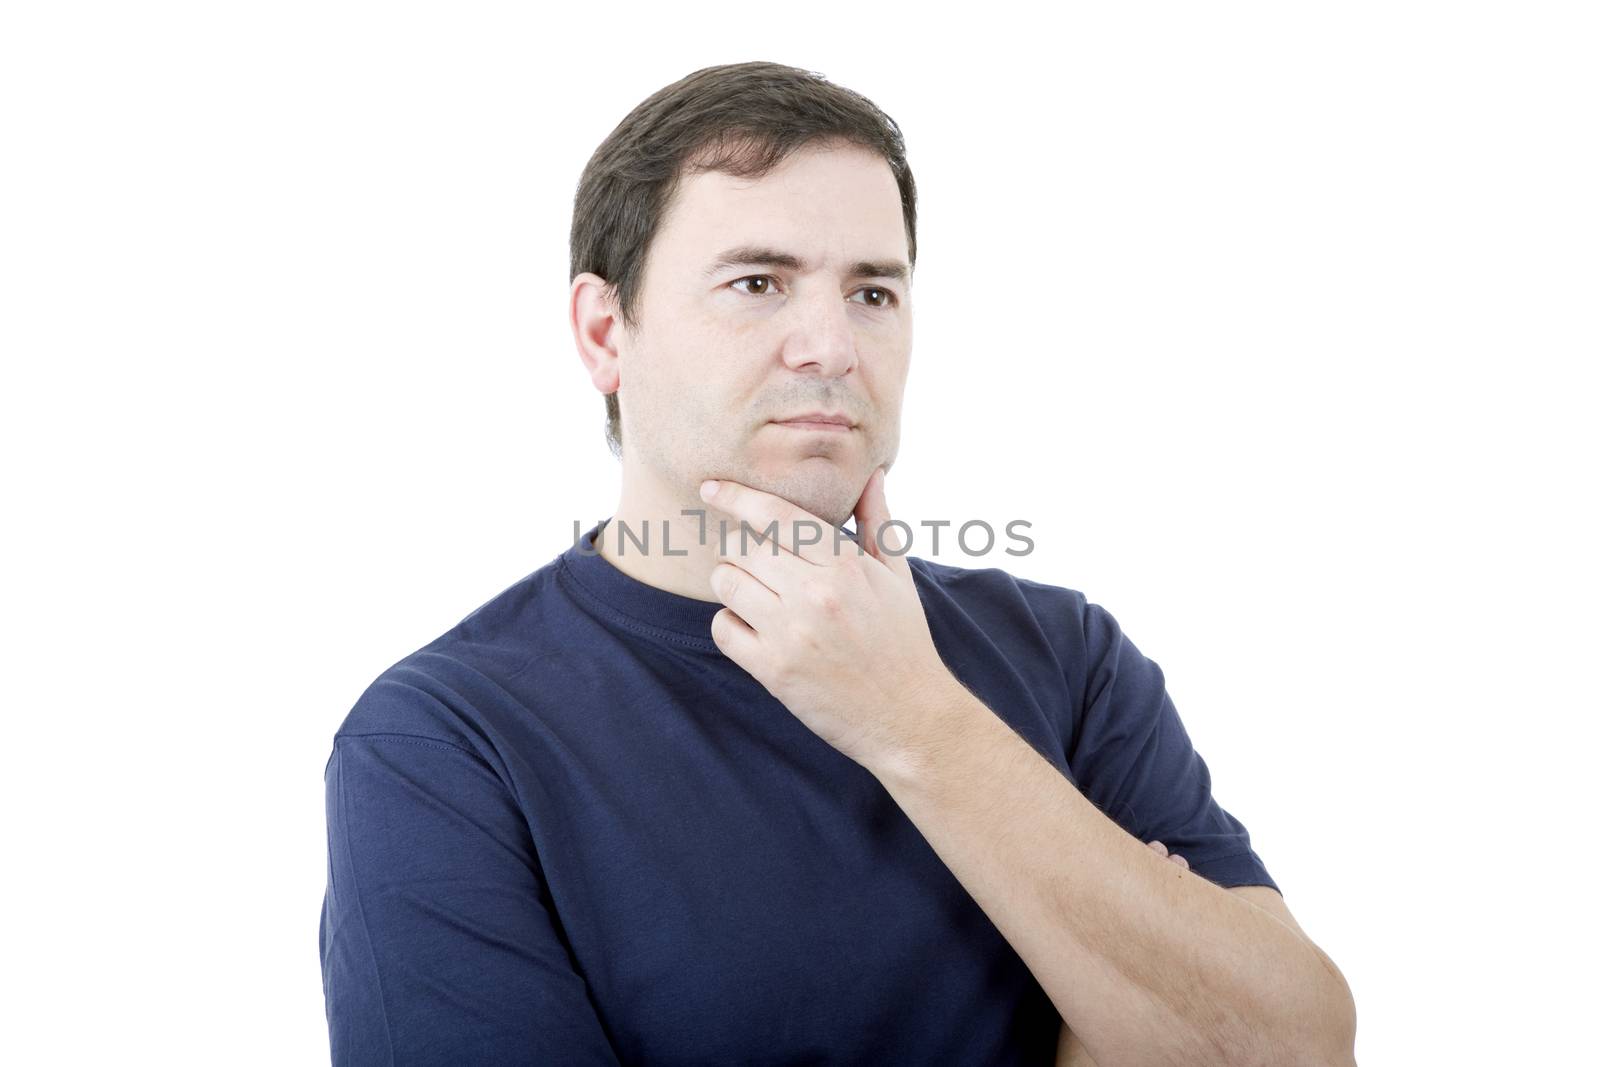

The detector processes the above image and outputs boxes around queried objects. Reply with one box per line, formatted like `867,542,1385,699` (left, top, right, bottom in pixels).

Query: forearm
871,680,1356,1067
1057,1021,1100,1066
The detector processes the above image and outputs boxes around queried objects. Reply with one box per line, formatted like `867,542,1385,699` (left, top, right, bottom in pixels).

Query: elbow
1245,955,1358,1067
1291,962,1358,1067
1316,945,1359,1066
1280,934,1356,1067
1320,975,1359,1067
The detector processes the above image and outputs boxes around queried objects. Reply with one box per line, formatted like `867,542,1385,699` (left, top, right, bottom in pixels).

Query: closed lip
771,412,856,428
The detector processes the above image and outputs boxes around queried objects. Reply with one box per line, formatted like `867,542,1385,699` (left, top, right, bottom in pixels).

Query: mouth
770,413,856,433
773,420,853,433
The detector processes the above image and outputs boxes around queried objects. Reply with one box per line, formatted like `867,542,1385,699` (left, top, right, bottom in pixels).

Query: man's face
616,140,912,529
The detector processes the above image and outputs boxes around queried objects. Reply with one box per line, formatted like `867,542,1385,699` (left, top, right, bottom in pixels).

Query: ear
570,272,621,396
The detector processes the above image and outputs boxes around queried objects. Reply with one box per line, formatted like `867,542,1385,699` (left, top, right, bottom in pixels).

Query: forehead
652,142,908,268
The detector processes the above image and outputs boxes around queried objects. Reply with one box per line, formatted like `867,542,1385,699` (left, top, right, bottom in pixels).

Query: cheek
678,311,749,370
862,351,910,408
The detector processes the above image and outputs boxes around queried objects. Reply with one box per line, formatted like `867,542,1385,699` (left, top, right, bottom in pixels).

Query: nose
779,285,859,379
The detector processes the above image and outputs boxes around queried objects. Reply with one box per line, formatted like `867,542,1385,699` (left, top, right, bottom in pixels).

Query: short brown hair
569,61,919,457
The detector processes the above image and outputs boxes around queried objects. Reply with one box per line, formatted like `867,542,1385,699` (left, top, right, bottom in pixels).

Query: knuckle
792,617,823,651
810,585,844,616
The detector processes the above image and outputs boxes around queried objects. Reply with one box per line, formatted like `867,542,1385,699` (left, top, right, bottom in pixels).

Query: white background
4,2,1595,1063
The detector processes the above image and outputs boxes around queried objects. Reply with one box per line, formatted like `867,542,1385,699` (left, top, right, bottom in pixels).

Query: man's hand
1146,839,1189,869
698,467,961,774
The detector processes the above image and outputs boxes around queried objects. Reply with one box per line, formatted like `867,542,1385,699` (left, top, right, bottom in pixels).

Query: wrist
872,671,986,793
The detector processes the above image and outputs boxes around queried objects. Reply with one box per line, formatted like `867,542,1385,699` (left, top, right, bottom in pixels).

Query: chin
733,463,859,528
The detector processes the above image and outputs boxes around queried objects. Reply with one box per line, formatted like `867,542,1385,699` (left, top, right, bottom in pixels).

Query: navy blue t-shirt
319,521,1276,1065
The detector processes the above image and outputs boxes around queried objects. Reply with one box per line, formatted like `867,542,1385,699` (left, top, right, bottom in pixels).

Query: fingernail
699,480,719,501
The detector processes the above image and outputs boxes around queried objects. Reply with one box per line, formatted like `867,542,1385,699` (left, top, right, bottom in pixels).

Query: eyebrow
700,245,911,284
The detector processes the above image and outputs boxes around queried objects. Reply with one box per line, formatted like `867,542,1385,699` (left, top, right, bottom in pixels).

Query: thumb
853,467,911,577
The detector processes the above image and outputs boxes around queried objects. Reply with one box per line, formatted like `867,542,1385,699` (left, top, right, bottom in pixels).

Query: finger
1148,840,1169,857
709,560,782,634
700,479,834,566
851,467,912,579
709,606,760,666
1171,853,1188,869
716,527,802,598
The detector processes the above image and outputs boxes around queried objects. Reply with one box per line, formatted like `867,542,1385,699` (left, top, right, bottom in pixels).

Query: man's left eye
850,287,898,309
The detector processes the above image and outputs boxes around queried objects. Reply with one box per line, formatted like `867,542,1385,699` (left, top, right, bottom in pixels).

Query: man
320,61,1357,1066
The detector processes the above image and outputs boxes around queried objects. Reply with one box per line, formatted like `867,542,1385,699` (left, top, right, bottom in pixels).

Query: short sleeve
1067,601,1279,892
319,730,623,1065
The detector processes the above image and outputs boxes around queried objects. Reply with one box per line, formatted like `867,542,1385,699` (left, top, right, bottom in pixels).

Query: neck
594,463,727,604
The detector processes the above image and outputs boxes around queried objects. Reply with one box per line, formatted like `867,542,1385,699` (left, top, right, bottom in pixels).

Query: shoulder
330,555,566,754
904,555,1149,687
907,553,1093,636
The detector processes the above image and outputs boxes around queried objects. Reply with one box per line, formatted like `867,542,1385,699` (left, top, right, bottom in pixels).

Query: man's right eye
730,275,776,296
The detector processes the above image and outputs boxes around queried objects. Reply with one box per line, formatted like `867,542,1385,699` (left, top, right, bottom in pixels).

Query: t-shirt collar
557,518,863,645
